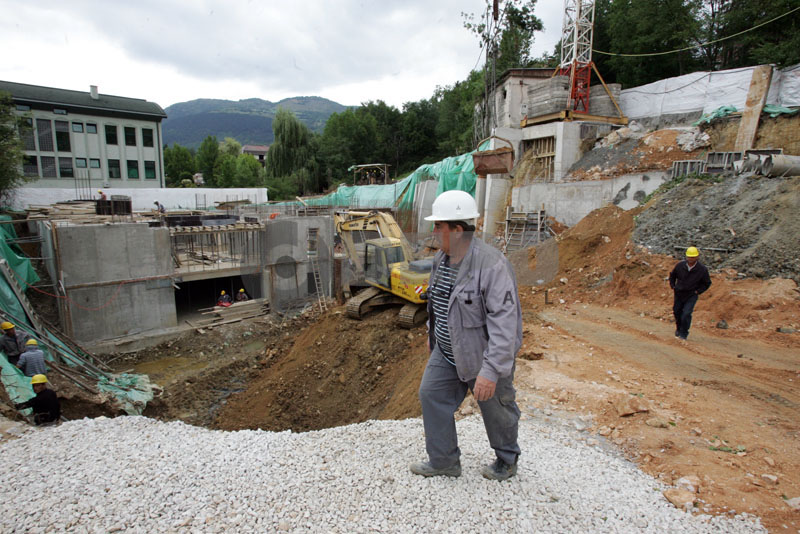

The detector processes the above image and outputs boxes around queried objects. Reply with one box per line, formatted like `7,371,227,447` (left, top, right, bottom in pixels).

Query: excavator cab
346,236,430,327
364,240,405,290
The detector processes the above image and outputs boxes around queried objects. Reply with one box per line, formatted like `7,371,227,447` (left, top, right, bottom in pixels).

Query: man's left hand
473,376,496,401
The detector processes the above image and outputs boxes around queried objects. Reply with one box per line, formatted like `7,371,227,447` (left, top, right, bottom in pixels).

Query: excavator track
398,302,428,329
346,287,383,320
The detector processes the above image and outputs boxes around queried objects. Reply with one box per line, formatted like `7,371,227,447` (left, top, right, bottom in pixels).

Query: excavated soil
633,175,800,282
86,177,799,533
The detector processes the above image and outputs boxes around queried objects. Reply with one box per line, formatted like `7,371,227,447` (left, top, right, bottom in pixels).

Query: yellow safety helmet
25,338,38,346
30,374,48,385
239,288,245,293
685,246,700,258
1,321,14,330
98,189,103,193
220,290,226,295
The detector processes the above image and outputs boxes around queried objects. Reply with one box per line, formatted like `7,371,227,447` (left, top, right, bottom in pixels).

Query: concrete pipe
763,154,800,177
741,153,760,172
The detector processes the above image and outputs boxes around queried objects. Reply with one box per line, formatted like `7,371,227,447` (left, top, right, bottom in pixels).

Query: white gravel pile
0,415,765,533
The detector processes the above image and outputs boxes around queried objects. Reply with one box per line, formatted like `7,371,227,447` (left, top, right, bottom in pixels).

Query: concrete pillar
482,176,510,243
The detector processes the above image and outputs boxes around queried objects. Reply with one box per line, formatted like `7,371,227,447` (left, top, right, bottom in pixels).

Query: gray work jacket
427,237,523,383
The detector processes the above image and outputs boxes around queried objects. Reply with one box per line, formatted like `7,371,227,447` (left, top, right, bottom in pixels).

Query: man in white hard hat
410,190,523,481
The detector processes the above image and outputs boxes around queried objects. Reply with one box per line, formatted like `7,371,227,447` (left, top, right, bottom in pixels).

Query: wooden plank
735,65,773,151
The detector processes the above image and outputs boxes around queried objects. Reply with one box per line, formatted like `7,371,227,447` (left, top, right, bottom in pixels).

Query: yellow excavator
335,211,432,328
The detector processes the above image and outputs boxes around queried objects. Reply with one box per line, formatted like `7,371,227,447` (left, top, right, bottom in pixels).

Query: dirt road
515,302,800,533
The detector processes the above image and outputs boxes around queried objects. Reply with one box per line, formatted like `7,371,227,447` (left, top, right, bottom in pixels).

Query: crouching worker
15,374,61,426
17,339,47,377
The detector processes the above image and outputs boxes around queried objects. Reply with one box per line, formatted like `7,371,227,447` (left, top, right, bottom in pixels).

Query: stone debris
0,416,767,533
645,417,670,429
760,474,778,485
663,488,697,511
763,456,775,467
676,475,702,494
785,497,800,512
613,394,650,417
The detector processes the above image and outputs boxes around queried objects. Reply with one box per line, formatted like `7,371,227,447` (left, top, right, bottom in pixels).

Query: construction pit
2,121,800,532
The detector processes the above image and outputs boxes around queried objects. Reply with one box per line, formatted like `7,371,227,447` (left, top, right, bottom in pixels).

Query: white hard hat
425,190,480,222
153,200,159,204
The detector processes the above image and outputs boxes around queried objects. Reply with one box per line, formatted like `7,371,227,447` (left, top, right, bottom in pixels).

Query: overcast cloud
0,0,564,109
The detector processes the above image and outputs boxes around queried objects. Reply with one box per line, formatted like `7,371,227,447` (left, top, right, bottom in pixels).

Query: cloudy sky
0,0,564,110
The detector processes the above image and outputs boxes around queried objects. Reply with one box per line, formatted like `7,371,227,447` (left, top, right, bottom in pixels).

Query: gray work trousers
419,346,521,468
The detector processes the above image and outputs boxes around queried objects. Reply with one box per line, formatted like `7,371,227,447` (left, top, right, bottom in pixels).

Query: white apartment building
1,80,167,189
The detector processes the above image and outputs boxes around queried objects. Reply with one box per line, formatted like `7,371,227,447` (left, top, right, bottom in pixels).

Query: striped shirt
430,257,460,366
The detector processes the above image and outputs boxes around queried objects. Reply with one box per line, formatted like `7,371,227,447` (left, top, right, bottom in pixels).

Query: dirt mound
566,129,706,181
633,176,800,282
214,308,428,432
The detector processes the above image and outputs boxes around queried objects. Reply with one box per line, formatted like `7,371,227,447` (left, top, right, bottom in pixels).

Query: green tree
233,153,264,187
163,143,196,187
360,101,404,175
463,0,544,74
400,99,439,169
434,70,484,157
213,154,237,188
265,108,319,194
196,135,219,186
319,108,378,183
221,137,242,158
710,0,800,69
0,93,29,203
604,0,701,87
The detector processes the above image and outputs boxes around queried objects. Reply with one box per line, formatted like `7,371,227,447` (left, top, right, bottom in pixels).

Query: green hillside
163,96,349,149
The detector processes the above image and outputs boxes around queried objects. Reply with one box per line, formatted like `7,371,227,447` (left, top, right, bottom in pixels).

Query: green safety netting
0,226,153,415
762,104,799,118
0,216,39,286
693,105,738,125
280,146,486,209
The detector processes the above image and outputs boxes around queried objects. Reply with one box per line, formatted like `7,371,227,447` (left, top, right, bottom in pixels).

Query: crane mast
558,0,596,113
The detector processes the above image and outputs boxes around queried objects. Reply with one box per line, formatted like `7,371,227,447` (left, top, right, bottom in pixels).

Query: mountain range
162,96,349,149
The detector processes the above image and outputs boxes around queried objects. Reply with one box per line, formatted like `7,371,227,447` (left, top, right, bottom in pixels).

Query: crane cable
593,5,800,57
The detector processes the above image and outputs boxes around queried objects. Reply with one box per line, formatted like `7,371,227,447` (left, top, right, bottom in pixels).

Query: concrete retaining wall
56,223,176,341
264,216,333,313
9,187,268,212
513,172,668,226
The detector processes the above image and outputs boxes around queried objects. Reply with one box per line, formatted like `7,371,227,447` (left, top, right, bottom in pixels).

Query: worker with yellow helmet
16,338,48,377
235,288,250,302
14,374,61,425
217,290,233,306
0,321,30,366
668,246,712,340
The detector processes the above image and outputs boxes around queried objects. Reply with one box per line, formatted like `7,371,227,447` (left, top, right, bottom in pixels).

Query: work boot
480,457,518,481
409,460,461,478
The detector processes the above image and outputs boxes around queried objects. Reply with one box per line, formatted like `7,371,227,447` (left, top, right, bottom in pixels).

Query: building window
41,156,56,178
127,160,139,179
72,122,84,133
23,156,38,177
58,157,74,178
108,159,121,179
125,127,136,146
144,160,156,179
89,158,101,168
55,121,71,152
16,104,31,112
86,123,97,134
36,119,53,151
20,118,35,150
142,128,154,147
76,158,87,168
105,125,118,145
53,108,67,115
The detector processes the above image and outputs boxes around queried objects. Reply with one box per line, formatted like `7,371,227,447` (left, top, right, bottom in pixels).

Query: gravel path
0,415,765,533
